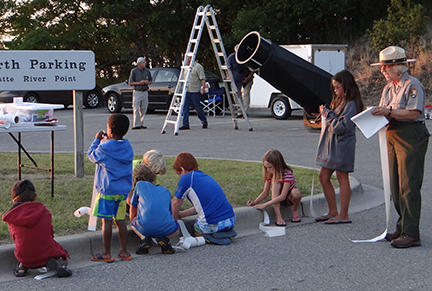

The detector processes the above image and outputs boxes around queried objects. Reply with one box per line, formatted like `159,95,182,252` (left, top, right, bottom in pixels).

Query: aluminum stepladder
161,5,253,135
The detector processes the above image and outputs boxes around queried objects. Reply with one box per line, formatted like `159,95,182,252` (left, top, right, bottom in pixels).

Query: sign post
0,50,95,177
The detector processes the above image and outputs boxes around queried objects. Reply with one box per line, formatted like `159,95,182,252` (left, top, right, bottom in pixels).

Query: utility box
249,44,347,119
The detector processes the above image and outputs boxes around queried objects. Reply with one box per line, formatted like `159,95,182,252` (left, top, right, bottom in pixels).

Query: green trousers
386,122,429,238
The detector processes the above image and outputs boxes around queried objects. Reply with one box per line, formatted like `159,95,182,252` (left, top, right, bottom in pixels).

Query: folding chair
201,87,225,117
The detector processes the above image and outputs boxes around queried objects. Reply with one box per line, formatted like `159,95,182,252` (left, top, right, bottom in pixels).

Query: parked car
0,86,103,108
102,67,223,113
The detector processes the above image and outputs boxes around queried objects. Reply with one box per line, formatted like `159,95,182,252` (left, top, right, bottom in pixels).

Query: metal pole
73,90,84,178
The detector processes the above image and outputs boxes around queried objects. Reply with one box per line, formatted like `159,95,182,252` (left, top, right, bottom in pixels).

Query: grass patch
0,153,336,245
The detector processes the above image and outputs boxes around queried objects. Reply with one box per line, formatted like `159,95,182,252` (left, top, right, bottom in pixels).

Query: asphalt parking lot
1,107,432,290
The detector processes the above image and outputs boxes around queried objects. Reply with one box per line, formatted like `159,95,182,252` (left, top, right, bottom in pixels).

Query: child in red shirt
2,179,72,277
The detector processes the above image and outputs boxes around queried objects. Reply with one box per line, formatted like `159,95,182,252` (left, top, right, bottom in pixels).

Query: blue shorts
92,193,127,220
194,216,236,235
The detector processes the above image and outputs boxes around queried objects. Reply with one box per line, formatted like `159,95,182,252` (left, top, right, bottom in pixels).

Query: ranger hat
371,46,416,66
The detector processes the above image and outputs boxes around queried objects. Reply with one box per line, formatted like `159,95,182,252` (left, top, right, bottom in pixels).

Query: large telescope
236,31,332,114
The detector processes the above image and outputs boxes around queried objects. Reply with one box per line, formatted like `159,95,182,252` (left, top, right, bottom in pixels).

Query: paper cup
13,97,23,104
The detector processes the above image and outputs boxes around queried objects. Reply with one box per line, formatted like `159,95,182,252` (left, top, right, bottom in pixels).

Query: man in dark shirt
227,45,254,118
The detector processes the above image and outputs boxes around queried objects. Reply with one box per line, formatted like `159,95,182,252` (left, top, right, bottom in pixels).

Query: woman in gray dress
315,70,364,224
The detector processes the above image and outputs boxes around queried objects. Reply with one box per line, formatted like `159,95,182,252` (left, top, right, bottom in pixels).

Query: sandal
315,215,332,222
14,263,28,277
275,220,287,227
291,216,301,223
91,253,115,262
117,252,132,261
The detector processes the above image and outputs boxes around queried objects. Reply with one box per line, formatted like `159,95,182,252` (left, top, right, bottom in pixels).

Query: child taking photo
247,149,302,226
87,113,134,262
315,70,363,224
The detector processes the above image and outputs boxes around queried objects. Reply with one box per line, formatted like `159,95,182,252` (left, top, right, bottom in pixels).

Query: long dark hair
330,70,364,114
263,149,292,183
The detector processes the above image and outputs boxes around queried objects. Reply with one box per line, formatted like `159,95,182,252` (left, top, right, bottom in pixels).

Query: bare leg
319,167,338,217
100,218,112,259
288,188,302,218
131,225,145,240
271,182,284,222
332,170,351,221
114,220,128,257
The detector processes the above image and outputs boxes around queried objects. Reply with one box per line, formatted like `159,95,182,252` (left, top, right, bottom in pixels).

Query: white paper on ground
351,128,390,242
34,270,56,280
309,177,318,218
174,220,205,250
309,115,325,219
351,107,389,139
258,209,286,237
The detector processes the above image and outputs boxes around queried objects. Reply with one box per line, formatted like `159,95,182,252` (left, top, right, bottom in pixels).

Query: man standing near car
129,57,152,129
179,57,208,130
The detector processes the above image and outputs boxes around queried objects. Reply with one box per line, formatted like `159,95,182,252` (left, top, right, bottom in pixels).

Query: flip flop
91,253,115,262
291,216,301,223
117,252,132,261
315,215,331,222
275,220,287,227
324,218,352,224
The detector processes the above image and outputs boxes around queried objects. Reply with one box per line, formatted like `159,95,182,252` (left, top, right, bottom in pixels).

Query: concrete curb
0,176,384,282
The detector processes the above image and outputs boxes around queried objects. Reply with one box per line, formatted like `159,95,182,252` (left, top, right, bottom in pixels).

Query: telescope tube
236,31,333,114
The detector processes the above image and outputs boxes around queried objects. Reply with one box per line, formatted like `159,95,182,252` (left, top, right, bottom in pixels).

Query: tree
366,0,428,52
230,0,391,45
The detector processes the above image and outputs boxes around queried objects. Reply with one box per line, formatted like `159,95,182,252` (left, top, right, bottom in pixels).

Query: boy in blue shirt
87,113,134,262
129,164,179,254
171,152,236,238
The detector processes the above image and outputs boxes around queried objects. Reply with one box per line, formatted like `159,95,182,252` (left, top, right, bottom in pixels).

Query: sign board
0,50,95,90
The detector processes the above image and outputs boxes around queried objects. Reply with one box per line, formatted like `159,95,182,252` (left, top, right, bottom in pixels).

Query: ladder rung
163,5,253,134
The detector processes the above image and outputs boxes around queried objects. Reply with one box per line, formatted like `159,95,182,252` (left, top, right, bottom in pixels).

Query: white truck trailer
249,44,347,119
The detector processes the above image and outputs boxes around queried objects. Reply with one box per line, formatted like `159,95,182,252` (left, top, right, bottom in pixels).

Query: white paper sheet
87,165,98,231
309,177,318,218
174,220,206,250
351,128,391,242
351,107,389,139
258,209,286,237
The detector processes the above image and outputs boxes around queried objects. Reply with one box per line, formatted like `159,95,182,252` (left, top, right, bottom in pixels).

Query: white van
249,44,347,119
